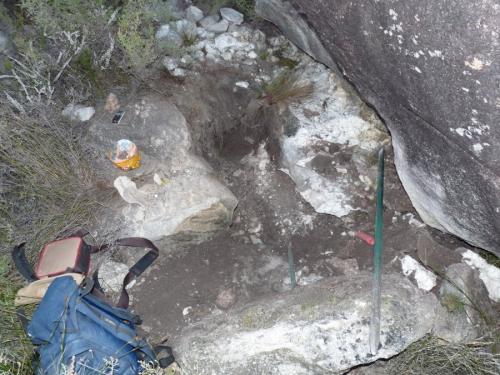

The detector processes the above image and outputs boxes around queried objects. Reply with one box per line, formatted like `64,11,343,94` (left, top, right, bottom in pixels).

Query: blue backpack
13,235,174,375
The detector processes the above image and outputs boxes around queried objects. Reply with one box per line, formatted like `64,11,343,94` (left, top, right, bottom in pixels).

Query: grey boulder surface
88,93,238,240
173,273,447,374
256,0,500,256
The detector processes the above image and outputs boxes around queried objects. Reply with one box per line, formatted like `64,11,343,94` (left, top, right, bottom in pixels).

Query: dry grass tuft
0,256,35,375
0,110,109,259
259,71,314,106
388,334,500,375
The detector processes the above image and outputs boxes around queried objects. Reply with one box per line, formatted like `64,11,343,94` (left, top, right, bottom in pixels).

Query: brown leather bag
12,230,159,309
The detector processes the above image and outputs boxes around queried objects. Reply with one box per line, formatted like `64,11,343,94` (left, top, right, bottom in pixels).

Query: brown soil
124,62,467,345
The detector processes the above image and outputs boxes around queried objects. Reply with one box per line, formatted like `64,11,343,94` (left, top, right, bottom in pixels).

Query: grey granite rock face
256,0,500,256
173,273,446,374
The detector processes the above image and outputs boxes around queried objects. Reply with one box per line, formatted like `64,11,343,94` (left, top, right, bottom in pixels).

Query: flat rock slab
173,273,444,374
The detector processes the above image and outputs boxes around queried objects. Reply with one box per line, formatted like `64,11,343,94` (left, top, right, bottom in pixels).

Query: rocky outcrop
256,0,500,256
88,94,238,240
173,273,449,374
280,60,388,217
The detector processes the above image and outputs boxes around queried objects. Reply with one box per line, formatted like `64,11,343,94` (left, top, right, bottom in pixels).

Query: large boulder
88,93,238,240
173,273,448,374
256,0,500,255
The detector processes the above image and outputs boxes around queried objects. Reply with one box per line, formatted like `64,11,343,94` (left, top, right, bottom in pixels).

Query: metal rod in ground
288,244,296,289
369,147,385,355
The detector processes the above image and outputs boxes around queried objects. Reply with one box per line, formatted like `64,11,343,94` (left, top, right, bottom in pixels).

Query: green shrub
207,0,256,18
19,0,116,73
441,293,466,314
209,0,232,14
181,32,197,47
117,0,172,69
233,0,255,18
278,57,299,69
20,0,107,36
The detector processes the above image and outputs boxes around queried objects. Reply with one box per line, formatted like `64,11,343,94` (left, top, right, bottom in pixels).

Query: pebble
172,67,187,77
205,19,229,34
199,14,220,29
61,104,95,122
186,5,204,23
220,7,244,25
163,56,178,71
235,81,250,89
215,288,237,309
214,34,243,51
155,24,171,39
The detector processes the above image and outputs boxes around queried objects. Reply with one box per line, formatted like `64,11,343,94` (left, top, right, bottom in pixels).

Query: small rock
180,54,193,66
249,234,263,245
214,34,243,51
193,50,205,61
196,27,209,39
182,306,193,316
186,5,204,23
227,23,242,33
176,19,197,38
62,104,95,122
222,51,233,61
247,51,258,59
235,81,250,89
155,24,171,39
199,14,220,29
156,24,182,47
163,56,179,72
220,7,244,25
215,288,237,309
105,93,120,113
98,260,131,294
172,67,187,77
153,173,163,186
400,255,437,291
205,19,229,34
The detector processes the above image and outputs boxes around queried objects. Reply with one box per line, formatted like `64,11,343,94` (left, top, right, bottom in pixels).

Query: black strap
91,237,159,309
70,229,90,238
16,308,30,334
72,232,160,307
13,231,159,310
154,345,175,368
11,243,38,282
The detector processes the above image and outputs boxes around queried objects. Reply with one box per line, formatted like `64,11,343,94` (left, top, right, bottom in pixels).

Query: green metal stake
288,244,296,289
369,147,385,355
